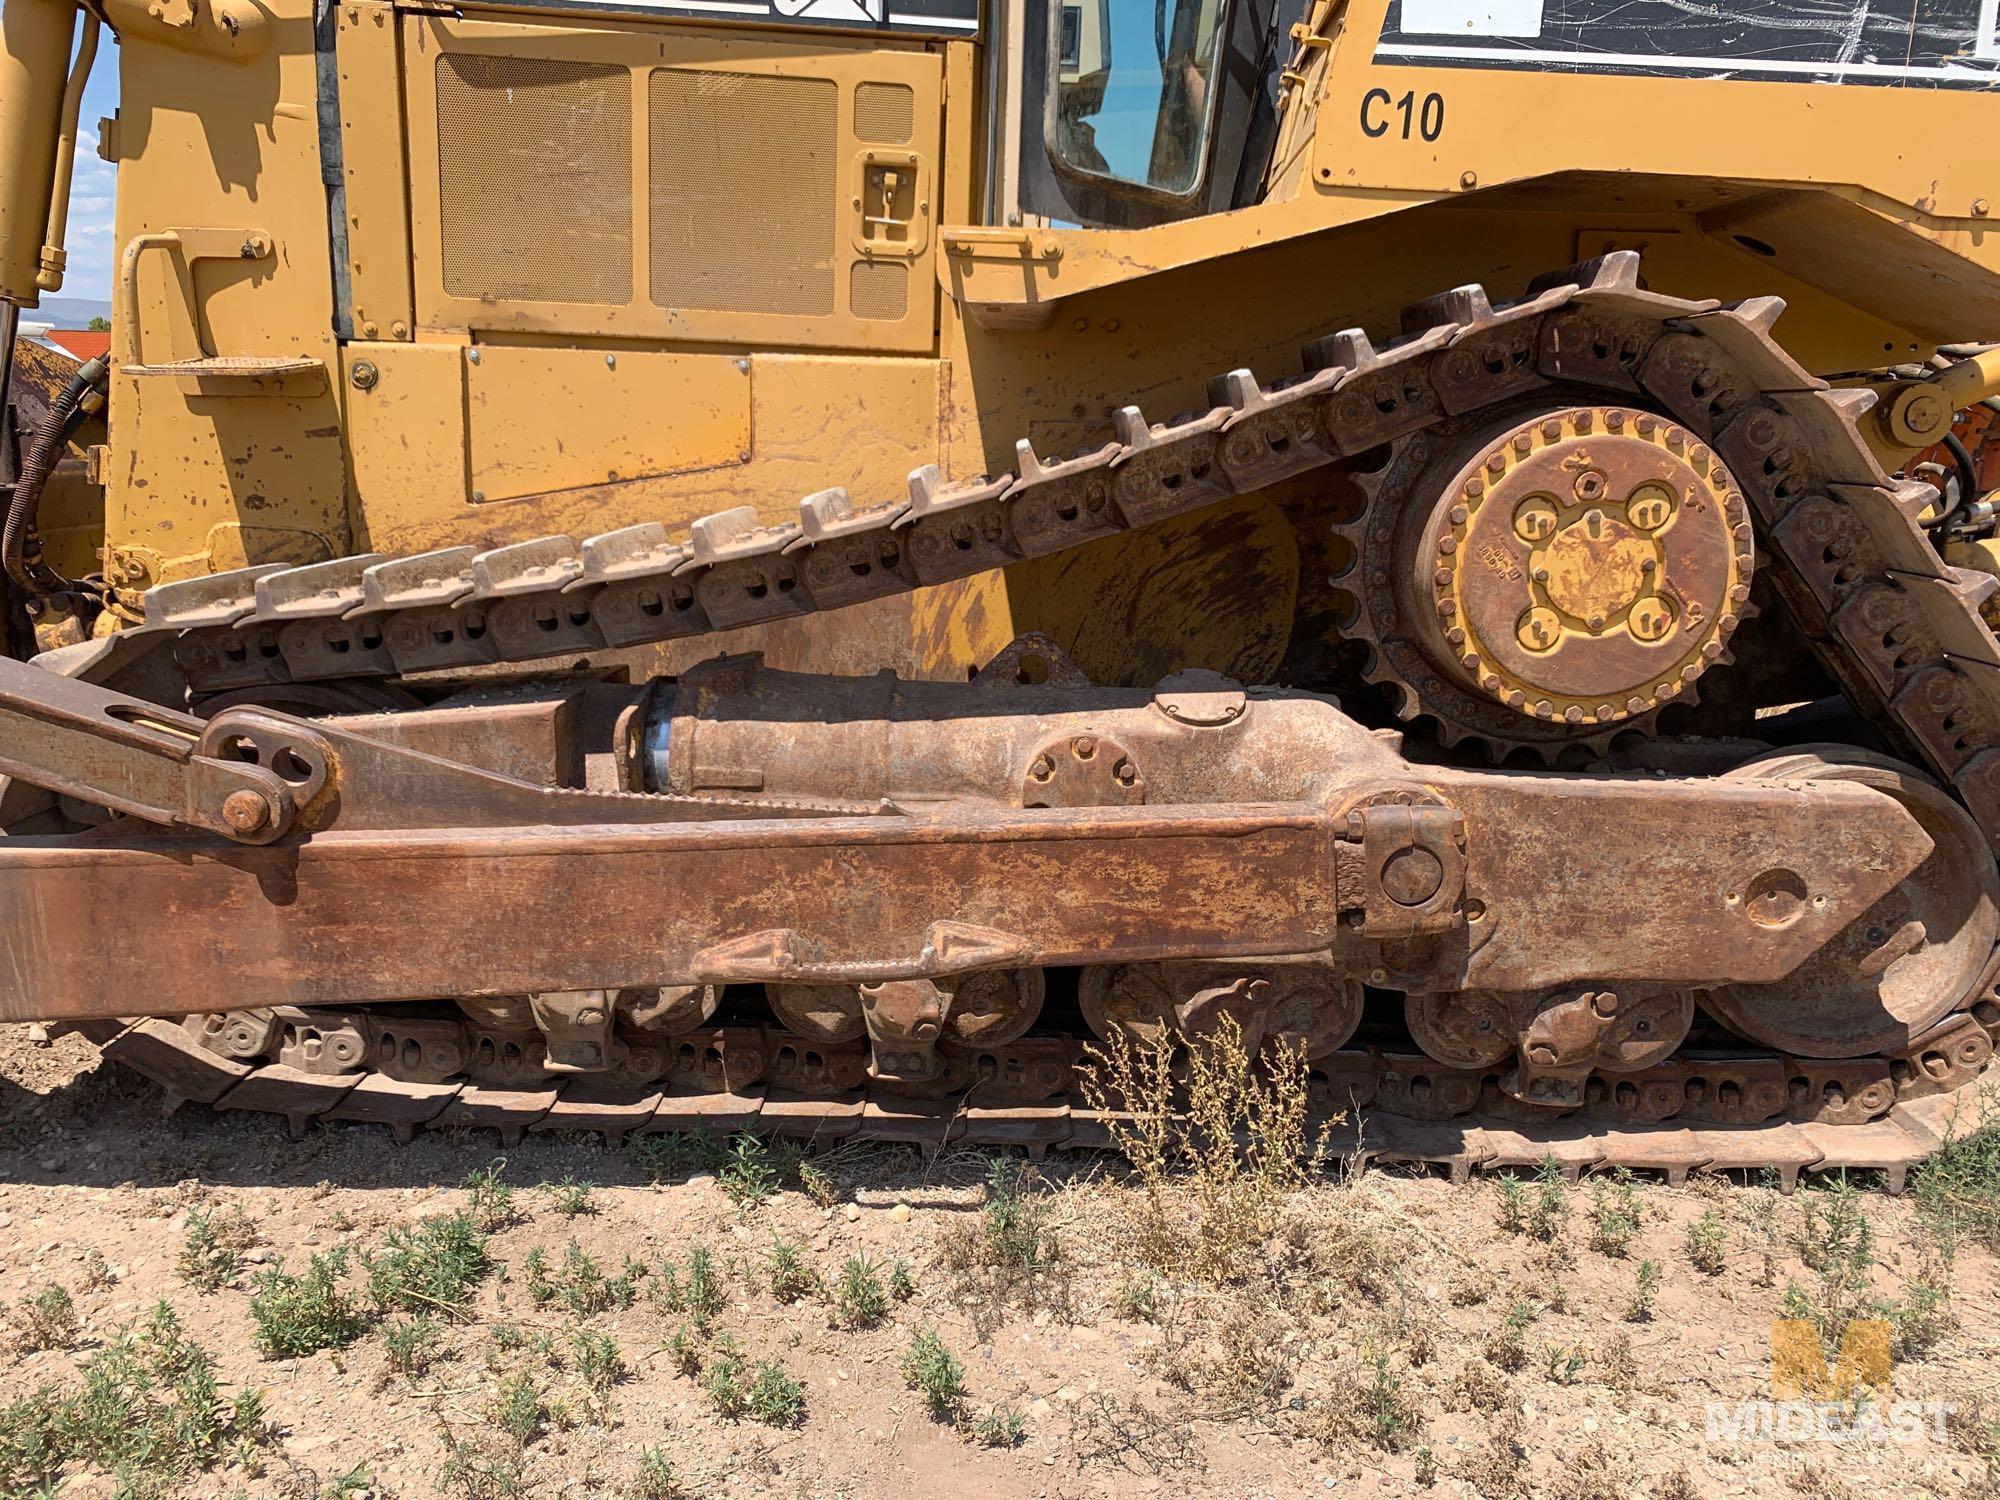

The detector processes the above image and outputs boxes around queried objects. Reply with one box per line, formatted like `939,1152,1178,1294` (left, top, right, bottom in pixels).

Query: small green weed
176,1204,257,1292
831,1254,890,1330
1685,1208,1728,1275
383,1315,444,1378
1625,1259,1662,1323
249,1249,365,1358
766,1237,817,1303
974,1404,1028,1448
464,1159,518,1233
1588,1169,1641,1257
901,1326,967,1423
9,1285,78,1352
366,1211,490,1316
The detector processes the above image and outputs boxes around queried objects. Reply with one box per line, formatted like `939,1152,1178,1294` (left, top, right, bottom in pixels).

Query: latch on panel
854,150,928,259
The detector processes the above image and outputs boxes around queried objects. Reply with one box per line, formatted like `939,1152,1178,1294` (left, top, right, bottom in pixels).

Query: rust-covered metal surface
5,253,2000,1181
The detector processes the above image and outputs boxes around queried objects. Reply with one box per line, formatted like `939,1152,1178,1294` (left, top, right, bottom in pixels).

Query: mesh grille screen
650,71,837,317
437,54,633,304
850,260,909,322
853,82,914,145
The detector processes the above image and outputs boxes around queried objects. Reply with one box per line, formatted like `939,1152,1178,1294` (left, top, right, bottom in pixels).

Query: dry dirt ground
0,1023,1996,1500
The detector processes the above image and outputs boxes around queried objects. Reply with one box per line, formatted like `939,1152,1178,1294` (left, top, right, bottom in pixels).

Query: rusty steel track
37,250,2000,1170
74,987,1999,1190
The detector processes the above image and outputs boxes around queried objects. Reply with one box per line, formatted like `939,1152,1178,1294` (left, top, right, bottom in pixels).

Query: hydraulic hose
3,351,105,595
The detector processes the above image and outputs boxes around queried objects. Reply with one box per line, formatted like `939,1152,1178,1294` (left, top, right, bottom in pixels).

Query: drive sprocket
1333,402,1754,758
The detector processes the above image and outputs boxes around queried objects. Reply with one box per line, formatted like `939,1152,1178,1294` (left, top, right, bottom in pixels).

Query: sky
55,31,120,306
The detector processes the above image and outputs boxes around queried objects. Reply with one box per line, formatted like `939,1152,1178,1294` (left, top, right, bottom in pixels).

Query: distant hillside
32,295,112,327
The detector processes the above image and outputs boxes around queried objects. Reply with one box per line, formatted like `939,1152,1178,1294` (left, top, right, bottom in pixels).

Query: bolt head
221,790,271,834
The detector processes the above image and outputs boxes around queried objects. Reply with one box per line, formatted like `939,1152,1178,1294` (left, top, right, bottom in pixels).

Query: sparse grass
545,1176,597,1217
1915,1086,1999,1253
1625,1259,1662,1323
1598,1329,1638,1392
1078,1012,1327,1286
831,1253,890,1330
701,1335,749,1416
1152,1288,1295,1407
977,1156,1059,1269
1531,1157,1568,1241
176,1204,257,1292
901,1326,967,1423
1685,1208,1728,1274
1542,1342,1586,1385
1113,1270,1161,1322
383,1315,444,1379
1450,1359,1512,1414
745,1359,807,1426
438,1429,527,1500
249,1248,365,1358
1360,1341,1419,1451
766,1237,817,1304
570,1328,625,1398
1485,1301,1534,1372
667,1323,702,1377
653,1245,724,1329
464,1159,518,1233
629,1446,685,1500
1779,1175,1953,1364
490,1370,547,1447
366,1211,491,1317
9,1284,78,1352
975,1404,1028,1448
626,1131,729,1183
1869,1242,1956,1362
1303,1339,1420,1453
1588,1170,1641,1257
888,1257,917,1302
1496,1158,1567,1242
0,1302,265,1498
720,1133,779,1212
529,1240,639,1319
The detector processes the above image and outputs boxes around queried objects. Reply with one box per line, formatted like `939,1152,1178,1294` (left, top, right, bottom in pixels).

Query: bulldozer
0,0,1996,1182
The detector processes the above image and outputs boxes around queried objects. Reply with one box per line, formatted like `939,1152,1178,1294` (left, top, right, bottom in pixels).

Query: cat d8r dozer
0,0,1998,1184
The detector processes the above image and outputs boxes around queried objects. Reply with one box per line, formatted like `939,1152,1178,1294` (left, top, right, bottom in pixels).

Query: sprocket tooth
1205,368,1261,412
1730,295,1787,335
1527,250,1642,298
1401,284,1493,336
1304,328,1375,375
1110,405,1150,447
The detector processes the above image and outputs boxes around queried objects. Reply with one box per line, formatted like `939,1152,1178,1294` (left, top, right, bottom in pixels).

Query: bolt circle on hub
1414,404,1752,729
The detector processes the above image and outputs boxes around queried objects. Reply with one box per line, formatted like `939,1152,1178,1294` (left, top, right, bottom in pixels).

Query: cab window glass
1054,0,1224,195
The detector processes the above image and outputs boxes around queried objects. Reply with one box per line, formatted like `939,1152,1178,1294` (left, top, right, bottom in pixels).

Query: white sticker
1399,0,1545,37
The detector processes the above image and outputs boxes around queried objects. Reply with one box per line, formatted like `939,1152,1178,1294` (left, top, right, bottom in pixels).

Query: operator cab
995,0,1287,228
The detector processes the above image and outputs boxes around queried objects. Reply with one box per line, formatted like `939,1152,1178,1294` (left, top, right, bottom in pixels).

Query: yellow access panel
464,346,751,504
402,14,943,355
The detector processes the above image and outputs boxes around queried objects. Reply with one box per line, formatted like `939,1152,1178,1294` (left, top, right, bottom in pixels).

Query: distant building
41,329,110,362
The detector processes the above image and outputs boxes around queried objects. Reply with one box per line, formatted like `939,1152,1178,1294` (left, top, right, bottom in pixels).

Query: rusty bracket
692,920,1035,986
528,990,631,1074
1334,799,1468,935
0,657,883,836
858,978,949,1084
0,654,299,843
